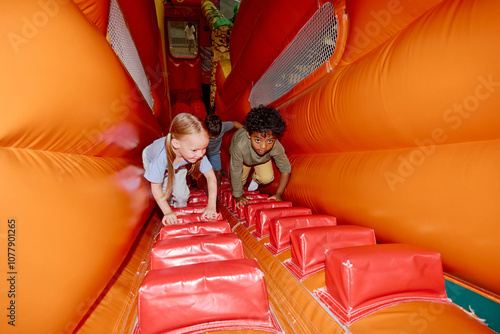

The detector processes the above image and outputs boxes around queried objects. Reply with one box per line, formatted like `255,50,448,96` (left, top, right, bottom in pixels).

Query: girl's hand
162,212,178,225
202,205,218,220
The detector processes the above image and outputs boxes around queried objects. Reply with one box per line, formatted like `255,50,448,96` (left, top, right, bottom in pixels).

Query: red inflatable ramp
176,212,223,224
284,225,376,280
253,206,312,239
159,221,231,240
138,259,283,334
315,243,449,325
150,233,244,270
266,214,337,254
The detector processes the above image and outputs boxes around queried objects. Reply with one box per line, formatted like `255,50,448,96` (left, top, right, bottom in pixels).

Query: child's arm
269,172,291,201
231,121,244,130
202,169,218,219
229,152,249,208
151,182,177,225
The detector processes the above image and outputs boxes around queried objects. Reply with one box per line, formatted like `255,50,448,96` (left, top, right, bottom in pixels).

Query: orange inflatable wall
217,0,500,298
0,0,163,332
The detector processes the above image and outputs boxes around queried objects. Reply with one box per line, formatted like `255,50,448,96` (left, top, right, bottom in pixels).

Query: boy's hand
162,211,178,225
202,205,218,220
235,195,249,208
269,193,283,201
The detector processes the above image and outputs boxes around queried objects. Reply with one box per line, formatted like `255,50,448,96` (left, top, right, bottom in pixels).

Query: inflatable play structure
1,0,500,333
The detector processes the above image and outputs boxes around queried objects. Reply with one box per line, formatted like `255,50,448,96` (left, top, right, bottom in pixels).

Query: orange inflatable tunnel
2,0,500,333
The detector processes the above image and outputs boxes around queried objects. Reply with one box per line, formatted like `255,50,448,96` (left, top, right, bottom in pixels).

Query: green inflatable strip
445,279,500,333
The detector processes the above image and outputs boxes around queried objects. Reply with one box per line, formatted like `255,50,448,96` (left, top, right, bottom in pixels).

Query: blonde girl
143,113,218,225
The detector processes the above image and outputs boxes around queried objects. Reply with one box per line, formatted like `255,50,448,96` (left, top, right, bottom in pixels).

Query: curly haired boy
229,105,292,208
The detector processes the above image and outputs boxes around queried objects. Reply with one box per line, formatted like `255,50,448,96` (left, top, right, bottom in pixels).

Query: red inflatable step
236,199,275,219
187,202,207,207
243,201,293,227
221,189,232,206
218,185,230,198
253,206,312,239
159,220,231,240
176,212,223,224
172,206,205,215
314,243,449,325
266,214,337,254
231,193,269,212
188,195,208,204
189,189,206,196
150,233,244,270
138,259,283,334
284,225,376,280
223,190,259,207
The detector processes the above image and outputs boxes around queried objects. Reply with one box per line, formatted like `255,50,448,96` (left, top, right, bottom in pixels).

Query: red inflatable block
176,213,223,224
139,259,282,334
150,233,244,270
232,193,269,212
189,189,206,196
187,202,207,207
267,215,337,254
159,221,231,240
285,226,376,279
254,207,312,238
245,201,294,228
223,190,233,207
316,244,448,325
223,190,259,208
237,199,276,220
244,190,261,195
218,185,231,198
188,195,208,204
172,206,205,215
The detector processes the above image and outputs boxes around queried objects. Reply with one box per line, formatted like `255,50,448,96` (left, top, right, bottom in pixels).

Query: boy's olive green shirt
229,128,292,197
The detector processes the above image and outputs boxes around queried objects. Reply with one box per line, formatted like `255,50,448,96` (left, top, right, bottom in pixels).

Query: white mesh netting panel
249,3,337,108
107,0,154,110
